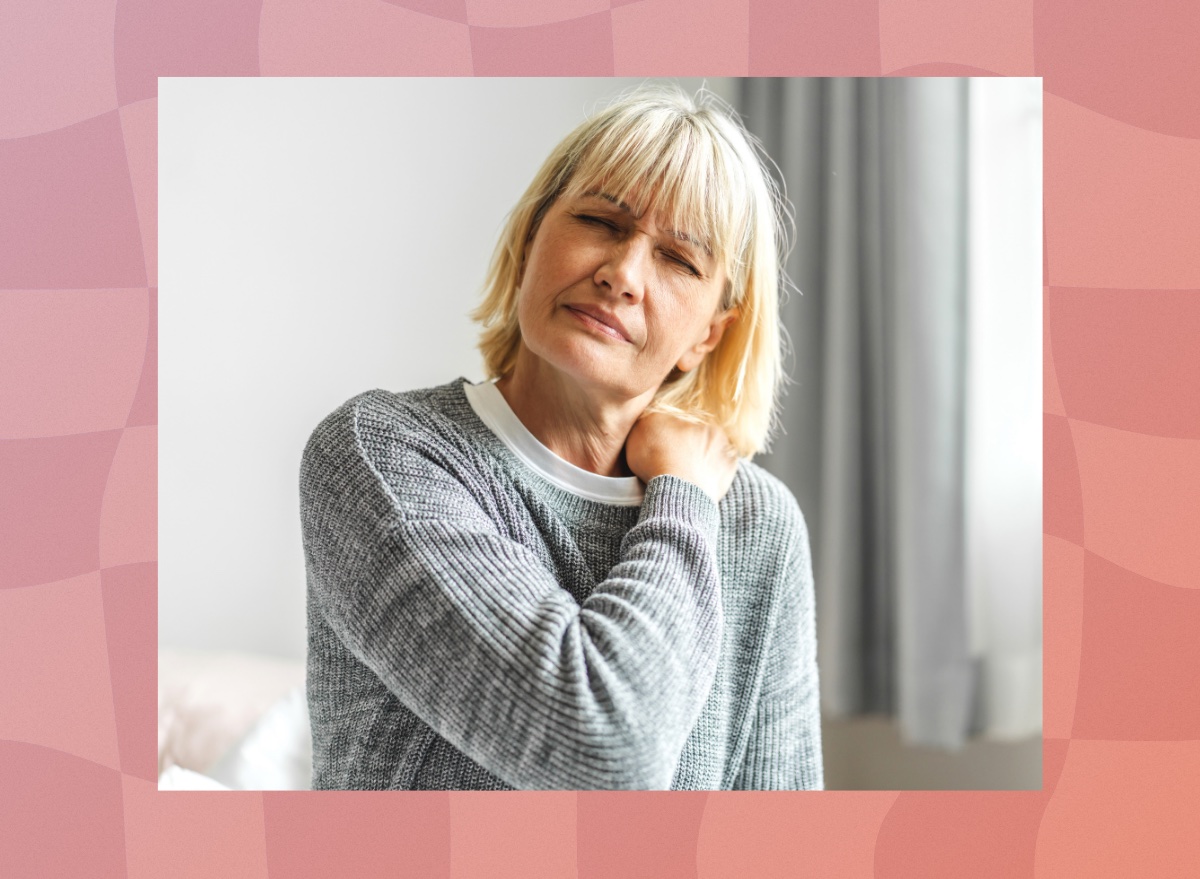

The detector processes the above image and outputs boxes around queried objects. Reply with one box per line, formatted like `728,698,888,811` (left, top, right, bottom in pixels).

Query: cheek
517,254,554,313
521,250,565,303
648,297,695,344
645,299,719,365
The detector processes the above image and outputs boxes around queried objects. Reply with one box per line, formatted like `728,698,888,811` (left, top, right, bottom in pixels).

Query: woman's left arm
733,506,824,790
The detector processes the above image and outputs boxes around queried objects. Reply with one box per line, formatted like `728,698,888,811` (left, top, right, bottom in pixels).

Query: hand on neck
495,346,656,479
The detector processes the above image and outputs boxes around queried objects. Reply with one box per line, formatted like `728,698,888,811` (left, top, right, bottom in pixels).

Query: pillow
207,685,313,790
158,647,305,776
158,765,232,791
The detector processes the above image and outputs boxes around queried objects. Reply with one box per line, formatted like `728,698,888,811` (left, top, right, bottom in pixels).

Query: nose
593,235,651,303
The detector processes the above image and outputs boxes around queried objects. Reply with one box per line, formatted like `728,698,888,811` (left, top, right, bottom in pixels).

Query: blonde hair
472,84,791,458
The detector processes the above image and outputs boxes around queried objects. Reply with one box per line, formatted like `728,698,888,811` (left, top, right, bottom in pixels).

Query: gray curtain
740,78,974,747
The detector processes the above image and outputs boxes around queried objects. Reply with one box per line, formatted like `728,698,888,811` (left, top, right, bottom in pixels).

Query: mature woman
300,85,822,790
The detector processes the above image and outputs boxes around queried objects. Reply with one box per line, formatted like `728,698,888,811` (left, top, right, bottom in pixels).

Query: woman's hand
625,412,740,503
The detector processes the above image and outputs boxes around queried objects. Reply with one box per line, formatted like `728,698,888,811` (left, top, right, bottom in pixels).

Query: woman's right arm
301,398,724,790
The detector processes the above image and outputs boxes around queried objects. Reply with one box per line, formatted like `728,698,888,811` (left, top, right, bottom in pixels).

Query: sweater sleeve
733,504,824,790
300,400,724,790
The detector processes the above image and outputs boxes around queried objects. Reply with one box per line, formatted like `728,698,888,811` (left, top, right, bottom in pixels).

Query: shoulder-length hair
472,84,792,459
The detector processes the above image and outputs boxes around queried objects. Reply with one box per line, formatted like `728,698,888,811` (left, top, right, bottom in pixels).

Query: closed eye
572,213,618,231
665,251,701,277
574,211,703,276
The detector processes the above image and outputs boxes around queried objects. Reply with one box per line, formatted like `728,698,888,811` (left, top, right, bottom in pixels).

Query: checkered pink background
2,0,1198,875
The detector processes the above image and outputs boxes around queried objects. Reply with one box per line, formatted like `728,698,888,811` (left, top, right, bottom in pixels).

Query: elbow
561,694,686,790
551,605,713,789
612,720,682,789
567,727,679,790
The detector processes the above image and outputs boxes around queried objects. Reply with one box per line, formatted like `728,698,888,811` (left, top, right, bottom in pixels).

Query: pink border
3,0,1199,874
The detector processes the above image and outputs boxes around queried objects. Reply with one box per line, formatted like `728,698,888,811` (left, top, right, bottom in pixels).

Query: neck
495,346,653,478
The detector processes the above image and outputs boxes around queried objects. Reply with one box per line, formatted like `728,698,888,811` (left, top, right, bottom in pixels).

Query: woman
300,85,822,790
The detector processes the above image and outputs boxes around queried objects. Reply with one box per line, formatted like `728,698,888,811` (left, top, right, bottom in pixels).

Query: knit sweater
301,379,822,790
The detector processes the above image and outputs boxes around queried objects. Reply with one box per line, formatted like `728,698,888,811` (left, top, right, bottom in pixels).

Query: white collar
462,379,644,507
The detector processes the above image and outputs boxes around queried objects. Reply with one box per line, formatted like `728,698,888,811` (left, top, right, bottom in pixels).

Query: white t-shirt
462,378,644,506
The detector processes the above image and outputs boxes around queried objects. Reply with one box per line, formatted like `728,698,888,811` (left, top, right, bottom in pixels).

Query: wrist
646,472,719,506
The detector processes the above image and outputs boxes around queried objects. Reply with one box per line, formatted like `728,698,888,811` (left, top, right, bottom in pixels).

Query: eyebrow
582,191,712,256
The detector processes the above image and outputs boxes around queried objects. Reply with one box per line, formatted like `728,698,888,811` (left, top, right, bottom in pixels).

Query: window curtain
738,78,1041,747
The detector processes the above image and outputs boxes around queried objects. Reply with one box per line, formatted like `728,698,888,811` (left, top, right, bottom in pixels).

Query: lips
564,303,633,343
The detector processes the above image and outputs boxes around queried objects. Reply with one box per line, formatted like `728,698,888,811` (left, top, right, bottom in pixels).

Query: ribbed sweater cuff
641,475,720,542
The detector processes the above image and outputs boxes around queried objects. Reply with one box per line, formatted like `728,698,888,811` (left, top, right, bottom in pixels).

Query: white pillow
207,685,313,790
158,647,305,776
158,765,232,791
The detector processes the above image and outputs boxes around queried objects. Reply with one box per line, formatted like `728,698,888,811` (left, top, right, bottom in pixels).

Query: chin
524,334,650,400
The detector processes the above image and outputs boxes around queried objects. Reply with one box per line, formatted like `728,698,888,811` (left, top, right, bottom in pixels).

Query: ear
676,308,739,373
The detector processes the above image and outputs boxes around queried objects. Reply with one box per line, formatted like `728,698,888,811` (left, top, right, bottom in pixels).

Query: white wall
159,77,736,660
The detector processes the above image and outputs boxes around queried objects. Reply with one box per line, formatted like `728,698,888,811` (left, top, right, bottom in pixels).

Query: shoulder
722,464,816,631
723,459,809,543
300,379,491,510
302,380,472,468
308,380,466,438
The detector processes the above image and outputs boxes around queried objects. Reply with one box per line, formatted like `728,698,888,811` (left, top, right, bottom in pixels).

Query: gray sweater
301,379,822,790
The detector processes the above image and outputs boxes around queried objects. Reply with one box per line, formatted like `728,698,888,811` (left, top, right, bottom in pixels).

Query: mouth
564,304,632,343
